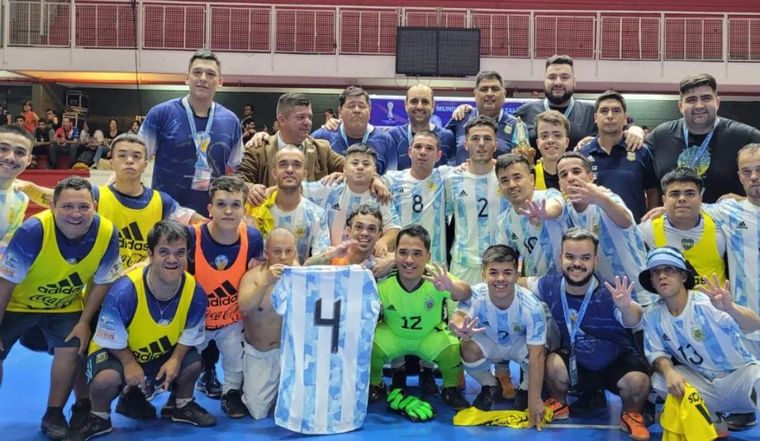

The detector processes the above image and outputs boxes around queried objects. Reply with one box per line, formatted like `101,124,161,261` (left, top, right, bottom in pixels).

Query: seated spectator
14,116,27,131
104,119,120,145
129,120,140,135
49,116,80,169
242,116,256,144
74,129,109,169
45,109,60,131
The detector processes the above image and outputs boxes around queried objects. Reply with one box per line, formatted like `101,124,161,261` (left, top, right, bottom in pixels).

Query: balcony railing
4,0,760,62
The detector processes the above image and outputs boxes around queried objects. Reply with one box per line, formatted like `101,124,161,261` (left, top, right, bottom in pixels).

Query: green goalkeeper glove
387,388,436,422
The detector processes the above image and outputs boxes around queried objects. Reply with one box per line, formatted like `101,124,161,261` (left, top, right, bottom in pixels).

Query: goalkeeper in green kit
368,225,472,420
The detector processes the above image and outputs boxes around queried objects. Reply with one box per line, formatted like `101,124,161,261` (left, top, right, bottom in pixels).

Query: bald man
238,228,298,419
388,85,456,170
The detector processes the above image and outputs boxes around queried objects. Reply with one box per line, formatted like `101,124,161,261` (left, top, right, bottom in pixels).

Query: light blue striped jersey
302,181,400,246
643,291,758,380
704,199,760,315
0,186,29,255
271,265,381,434
458,283,546,348
445,169,511,268
383,167,453,264
496,189,564,276
270,198,330,263
562,191,654,305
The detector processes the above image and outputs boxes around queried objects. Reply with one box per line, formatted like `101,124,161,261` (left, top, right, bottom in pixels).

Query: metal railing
4,1,760,63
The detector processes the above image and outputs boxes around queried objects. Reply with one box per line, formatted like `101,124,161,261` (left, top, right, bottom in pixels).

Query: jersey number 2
314,299,342,353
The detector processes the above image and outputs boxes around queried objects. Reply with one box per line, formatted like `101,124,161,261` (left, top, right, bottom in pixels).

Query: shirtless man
238,228,298,419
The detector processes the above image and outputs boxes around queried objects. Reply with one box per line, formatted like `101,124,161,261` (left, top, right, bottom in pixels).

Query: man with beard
513,55,644,150
388,84,455,169
524,228,651,440
646,74,760,202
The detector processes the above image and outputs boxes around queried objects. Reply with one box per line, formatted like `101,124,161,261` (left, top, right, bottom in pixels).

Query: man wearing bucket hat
633,247,760,432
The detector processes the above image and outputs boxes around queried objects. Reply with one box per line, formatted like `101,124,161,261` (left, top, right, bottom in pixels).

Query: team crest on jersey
214,255,229,270
513,324,523,333
503,125,513,135
428,181,436,191
424,296,434,310
294,227,305,238
692,327,705,342
681,238,695,250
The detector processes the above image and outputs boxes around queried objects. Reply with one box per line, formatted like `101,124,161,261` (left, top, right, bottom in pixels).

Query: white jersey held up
271,265,381,434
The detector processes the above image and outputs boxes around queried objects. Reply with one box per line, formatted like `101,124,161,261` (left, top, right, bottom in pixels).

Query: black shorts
19,309,101,355
555,349,649,395
0,311,81,360
87,347,201,386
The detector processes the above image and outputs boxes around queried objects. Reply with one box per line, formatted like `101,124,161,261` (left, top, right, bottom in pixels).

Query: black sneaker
440,386,470,410
115,386,156,420
572,389,607,413
41,408,69,440
391,368,407,391
368,383,387,403
160,394,176,419
69,399,91,431
63,413,112,441
221,390,248,418
472,384,502,411
169,400,216,427
419,367,438,395
514,388,529,410
196,367,222,399
724,412,757,431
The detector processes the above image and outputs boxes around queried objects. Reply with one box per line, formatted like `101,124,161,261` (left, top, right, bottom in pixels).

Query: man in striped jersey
495,153,565,277
446,116,511,285
383,130,453,266
556,152,653,305
302,143,400,255
631,247,760,433
449,245,547,427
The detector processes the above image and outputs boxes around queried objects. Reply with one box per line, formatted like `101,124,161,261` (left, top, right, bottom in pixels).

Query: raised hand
698,274,733,312
518,199,547,225
422,263,454,292
604,275,635,310
449,316,486,340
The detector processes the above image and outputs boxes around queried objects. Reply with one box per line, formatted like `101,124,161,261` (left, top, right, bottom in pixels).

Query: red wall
187,1,760,14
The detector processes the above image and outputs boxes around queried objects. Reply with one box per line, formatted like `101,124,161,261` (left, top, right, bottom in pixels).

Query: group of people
1,103,143,170
0,47,759,441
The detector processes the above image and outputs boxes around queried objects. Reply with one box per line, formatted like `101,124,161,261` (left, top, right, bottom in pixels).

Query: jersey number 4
314,299,342,353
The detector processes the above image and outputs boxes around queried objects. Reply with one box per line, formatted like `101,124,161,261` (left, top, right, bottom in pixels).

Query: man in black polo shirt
646,73,760,203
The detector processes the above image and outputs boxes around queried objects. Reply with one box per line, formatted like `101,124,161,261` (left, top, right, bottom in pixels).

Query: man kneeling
67,221,214,441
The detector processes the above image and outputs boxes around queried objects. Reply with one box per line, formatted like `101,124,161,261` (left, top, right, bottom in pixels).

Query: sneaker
160,394,176,419
620,411,651,441
41,408,69,440
572,389,607,412
141,382,164,401
419,368,438,395
544,398,570,420
514,388,529,410
221,390,248,418
63,413,112,441
440,386,469,410
368,383,387,403
115,386,156,419
169,399,216,427
69,399,91,431
713,415,730,439
724,412,757,431
494,370,517,400
196,367,222,399
390,368,407,391
472,384,502,411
